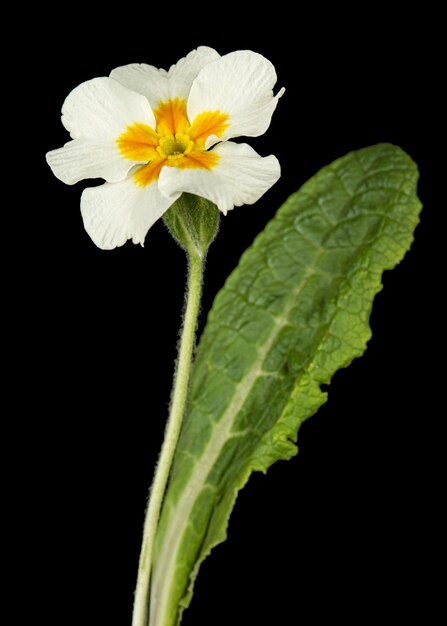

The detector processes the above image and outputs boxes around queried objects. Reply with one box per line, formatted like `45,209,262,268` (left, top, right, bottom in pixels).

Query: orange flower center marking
117,98,229,187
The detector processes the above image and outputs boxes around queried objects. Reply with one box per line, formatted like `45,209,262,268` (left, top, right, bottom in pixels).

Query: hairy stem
132,251,204,626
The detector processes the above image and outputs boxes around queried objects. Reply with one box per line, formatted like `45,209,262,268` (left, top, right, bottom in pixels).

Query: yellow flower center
156,133,194,160
116,98,229,187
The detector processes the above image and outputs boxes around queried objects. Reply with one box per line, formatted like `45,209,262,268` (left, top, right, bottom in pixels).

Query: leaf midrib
149,267,317,625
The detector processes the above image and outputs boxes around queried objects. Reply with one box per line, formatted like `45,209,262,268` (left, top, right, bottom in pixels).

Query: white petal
110,47,220,109
187,51,284,141
46,139,136,185
167,47,220,101
110,64,170,110
158,142,281,215
81,176,177,249
62,77,155,140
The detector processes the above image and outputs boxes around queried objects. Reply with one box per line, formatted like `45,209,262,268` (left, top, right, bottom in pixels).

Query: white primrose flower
46,47,284,250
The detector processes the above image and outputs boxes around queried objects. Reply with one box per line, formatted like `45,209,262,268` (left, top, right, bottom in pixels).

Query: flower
46,47,284,250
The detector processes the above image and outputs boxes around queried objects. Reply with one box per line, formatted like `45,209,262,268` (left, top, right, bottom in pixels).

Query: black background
31,7,443,625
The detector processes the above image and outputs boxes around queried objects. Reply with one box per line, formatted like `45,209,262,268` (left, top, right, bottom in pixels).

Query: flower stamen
157,133,194,160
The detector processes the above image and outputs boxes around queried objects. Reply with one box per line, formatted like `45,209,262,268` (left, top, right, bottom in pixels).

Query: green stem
132,250,204,626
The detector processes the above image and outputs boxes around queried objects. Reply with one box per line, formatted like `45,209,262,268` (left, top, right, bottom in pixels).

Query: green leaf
149,144,422,626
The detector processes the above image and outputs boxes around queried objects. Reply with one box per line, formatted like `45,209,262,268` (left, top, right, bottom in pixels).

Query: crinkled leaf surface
149,144,422,626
